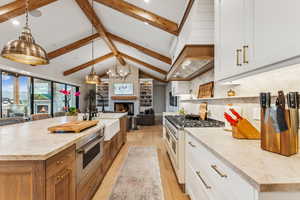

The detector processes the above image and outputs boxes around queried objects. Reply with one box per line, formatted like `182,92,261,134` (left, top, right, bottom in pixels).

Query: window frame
0,69,79,118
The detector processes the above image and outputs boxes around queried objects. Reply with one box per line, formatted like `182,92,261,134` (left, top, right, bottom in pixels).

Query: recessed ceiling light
11,19,20,26
144,0,150,3
144,22,149,25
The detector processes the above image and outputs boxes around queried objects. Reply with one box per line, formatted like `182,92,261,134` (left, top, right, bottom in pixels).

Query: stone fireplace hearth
114,102,134,116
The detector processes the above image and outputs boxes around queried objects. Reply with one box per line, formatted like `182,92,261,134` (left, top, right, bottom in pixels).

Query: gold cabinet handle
211,165,227,178
196,171,211,189
56,160,64,165
243,45,249,64
236,49,242,66
188,141,196,148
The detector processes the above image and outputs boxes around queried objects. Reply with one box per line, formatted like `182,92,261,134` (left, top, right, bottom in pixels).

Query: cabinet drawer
186,134,255,200
46,145,75,178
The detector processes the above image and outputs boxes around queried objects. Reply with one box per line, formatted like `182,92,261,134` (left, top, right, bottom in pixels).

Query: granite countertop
0,117,106,161
185,127,300,192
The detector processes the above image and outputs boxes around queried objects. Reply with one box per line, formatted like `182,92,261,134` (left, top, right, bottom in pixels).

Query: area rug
109,146,165,200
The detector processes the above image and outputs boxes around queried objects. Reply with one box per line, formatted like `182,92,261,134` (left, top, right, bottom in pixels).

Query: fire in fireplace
114,102,134,116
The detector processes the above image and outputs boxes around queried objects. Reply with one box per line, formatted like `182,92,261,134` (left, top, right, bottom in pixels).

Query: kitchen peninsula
0,113,127,200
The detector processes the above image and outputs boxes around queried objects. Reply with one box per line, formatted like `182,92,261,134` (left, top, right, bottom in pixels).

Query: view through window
2,72,31,118
33,79,52,114
53,83,66,114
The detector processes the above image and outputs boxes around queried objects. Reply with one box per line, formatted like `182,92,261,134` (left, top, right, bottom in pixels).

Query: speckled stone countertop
0,117,106,161
185,127,300,192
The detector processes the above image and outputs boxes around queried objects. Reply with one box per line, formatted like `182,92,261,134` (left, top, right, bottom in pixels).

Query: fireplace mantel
111,96,138,100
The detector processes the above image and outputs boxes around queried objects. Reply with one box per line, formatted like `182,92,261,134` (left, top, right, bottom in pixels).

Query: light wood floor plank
92,125,189,200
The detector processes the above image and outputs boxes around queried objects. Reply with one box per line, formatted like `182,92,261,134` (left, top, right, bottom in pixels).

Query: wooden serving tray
48,120,99,133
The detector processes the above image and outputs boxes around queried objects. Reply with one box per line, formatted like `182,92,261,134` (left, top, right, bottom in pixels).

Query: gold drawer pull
56,160,64,165
211,165,227,178
236,49,242,66
196,171,211,189
188,142,196,148
243,45,249,64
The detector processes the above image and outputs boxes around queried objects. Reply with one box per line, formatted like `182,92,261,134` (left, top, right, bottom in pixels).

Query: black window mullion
31,77,34,115
76,86,79,110
51,81,54,117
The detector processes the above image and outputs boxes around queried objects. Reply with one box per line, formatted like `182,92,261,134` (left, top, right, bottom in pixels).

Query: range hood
167,45,214,81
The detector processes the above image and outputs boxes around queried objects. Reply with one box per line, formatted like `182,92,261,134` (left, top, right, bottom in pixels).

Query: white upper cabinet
215,0,300,82
215,0,250,81
252,0,300,69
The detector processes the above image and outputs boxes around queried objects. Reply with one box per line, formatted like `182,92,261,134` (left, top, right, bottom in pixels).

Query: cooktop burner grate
165,115,225,129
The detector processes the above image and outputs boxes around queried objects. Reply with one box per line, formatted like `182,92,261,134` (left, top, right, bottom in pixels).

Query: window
67,85,77,108
2,72,31,118
53,83,66,113
33,78,52,114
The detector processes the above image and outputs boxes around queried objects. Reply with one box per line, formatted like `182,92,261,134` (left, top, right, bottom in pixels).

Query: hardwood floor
92,125,189,200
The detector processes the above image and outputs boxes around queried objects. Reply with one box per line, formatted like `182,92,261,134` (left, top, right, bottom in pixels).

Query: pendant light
85,0,100,85
1,0,49,65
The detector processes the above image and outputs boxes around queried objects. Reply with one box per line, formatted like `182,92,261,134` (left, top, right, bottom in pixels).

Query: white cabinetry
252,0,300,69
171,81,190,96
215,0,300,82
185,132,255,200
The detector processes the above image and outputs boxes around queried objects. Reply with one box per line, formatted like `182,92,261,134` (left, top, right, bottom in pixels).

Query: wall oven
76,128,104,183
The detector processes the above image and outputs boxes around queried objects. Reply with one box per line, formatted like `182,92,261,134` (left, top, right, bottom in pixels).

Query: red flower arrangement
59,89,80,114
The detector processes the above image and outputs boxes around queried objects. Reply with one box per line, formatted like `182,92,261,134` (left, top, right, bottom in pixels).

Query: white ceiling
0,0,189,84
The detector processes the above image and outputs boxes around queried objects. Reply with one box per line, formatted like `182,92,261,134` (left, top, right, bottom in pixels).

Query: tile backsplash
179,63,300,129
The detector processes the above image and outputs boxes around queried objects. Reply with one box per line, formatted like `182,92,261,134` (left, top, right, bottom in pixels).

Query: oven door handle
76,136,103,154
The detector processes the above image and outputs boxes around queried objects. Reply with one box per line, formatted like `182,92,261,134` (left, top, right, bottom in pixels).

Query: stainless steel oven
76,128,104,183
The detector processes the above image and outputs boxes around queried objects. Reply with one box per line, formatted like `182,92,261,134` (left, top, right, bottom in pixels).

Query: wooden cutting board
199,103,208,120
48,120,99,133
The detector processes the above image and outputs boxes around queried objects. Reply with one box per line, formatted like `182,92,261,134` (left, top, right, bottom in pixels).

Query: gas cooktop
165,115,225,129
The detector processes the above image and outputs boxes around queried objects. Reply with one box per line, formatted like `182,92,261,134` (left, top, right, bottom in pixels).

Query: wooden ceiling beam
94,0,178,35
48,32,172,65
120,52,167,75
48,33,99,59
178,0,195,34
63,52,114,76
75,0,125,65
139,70,168,83
0,0,58,23
107,32,172,64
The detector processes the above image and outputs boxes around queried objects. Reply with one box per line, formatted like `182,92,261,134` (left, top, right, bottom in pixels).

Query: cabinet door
253,0,300,70
46,167,75,200
215,0,246,81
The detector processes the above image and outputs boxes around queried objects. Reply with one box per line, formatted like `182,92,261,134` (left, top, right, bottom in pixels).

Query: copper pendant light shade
1,0,49,65
85,67,100,85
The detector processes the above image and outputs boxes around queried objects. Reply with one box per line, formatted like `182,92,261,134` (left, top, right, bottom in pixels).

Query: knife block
261,109,299,156
232,119,260,139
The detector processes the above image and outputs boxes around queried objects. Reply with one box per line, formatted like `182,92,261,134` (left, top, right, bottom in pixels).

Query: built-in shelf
180,96,264,103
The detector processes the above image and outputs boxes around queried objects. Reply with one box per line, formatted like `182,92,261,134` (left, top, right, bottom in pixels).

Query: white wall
166,82,180,112
170,0,215,61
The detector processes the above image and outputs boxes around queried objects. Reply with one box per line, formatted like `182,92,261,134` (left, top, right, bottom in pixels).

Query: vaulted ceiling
0,0,192,84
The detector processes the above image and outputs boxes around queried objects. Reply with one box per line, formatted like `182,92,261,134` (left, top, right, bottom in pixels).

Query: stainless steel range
163,114,224,187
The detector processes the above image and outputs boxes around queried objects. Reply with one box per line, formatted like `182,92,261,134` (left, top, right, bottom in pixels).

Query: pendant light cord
25,0,29,28
91,0,95,73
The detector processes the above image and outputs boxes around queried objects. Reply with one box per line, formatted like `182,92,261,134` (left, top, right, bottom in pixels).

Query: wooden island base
0,117,127,200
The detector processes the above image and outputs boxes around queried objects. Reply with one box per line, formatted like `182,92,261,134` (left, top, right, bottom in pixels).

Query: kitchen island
0,114,127,200
185,127,300,200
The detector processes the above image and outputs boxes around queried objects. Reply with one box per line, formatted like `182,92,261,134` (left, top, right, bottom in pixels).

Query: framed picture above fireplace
114,83,134,95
